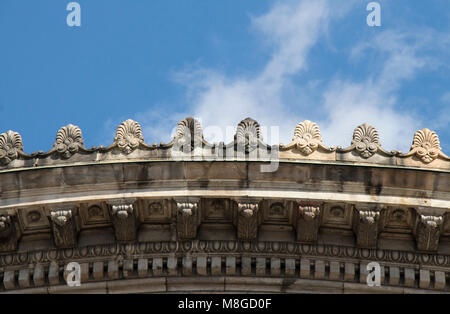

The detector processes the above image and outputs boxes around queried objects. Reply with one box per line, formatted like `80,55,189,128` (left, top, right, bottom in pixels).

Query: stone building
0,117,449,293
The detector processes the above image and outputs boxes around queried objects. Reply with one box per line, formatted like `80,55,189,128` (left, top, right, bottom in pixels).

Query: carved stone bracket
50,209,78,248
235,202,260,241
0,213,20,252
176,202,199,240
353,208,380,248
415,215,443,252
109,201,137,242
295,203,321,243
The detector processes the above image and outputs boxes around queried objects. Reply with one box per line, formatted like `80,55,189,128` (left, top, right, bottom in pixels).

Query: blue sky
0,0,449,154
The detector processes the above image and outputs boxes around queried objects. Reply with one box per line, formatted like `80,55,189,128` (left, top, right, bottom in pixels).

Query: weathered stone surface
0,118,448,294
50,209,78,248
235,202,260,240
353,208,380,249
33,265,45,287
404,268,416,287
241,256,252,276
196,256,207,276
109,202,137,242
226,257,236,276
415,214,442,252
344,263,355,282
300,258,310,279
434,271,446,290
295,203,320,243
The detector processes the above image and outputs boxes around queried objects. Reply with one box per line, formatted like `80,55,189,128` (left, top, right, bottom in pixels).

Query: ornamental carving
0,214,20,252
0,130,23,165
50,209,78,248
410,128,442,163
416,215,442,252
296,204,320,243
174,117,203,152
292,120,323,155
235,118,261,153
54,124,84,159
176,202,199,240
353,210,379,248
236,203,259,240
351,123,380,158
110,203,137,242
114,119,144,154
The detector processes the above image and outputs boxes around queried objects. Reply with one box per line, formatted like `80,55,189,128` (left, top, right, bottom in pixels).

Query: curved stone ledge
0,241,449,293
0,118,448,171
0,119,449,293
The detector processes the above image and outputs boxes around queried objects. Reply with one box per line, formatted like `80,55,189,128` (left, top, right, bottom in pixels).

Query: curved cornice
0,118,448,171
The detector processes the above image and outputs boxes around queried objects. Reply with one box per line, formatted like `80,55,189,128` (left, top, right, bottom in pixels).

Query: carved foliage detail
236,203,259,240
352,123,380,158
115,119,144,154
110,204,136,242
236,118,261,153
0,131,23,165
50,209,77,248
174,117,203,152
176,202,198,240
411,128,442,163
416,215,442,251
293,120,322,155
54,124,84,159
296,205,320,243
0,214,20,252
354,210,379,248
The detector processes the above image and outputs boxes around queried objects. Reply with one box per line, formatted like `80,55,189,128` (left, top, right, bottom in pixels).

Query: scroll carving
176,202,199,239
236,202,259,240
110,203,137,242
296,204,321,243
353,209,379,248
0,213,20,252
416,215,442,252
50,209,78,248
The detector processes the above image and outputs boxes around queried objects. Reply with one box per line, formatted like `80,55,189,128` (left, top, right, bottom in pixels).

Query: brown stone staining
114,119,144,154
295,204,321,243
53,124,85,159
176,202,199,240
353,209,380,249
27,210,41,223
148,202,164,216
0,213,20,252
109,203,137,242
236,202,260,240
0,130,24,165
203,199,231,222
416,215,443,252
50,209,78,248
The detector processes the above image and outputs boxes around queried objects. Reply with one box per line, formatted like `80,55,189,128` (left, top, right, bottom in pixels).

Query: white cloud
178,0,332,144
135,0,447,152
